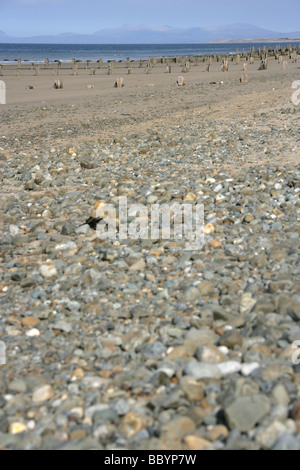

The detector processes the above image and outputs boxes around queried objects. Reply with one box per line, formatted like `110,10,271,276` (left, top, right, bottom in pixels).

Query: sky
1,0,300,37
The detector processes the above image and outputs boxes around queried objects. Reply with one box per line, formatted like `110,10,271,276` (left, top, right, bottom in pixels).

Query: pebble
0,69,299,450
224,395,271,432
32,385,54,403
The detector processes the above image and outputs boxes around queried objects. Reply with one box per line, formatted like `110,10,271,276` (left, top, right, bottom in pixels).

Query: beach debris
83,216,102,230
53,79,63,89
176,76,185,86
86,84,94,89
114,77,124,88
26,85,34,90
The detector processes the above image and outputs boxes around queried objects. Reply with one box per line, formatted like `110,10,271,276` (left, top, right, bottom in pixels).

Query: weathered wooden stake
176,76,185,86
114,77,124,88
240,74,248,84
221,59,229,72
53,79,63,89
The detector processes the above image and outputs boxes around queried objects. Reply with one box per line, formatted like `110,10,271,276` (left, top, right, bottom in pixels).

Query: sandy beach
0,50,300,450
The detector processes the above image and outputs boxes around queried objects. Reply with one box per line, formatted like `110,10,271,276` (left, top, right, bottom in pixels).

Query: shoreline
1,42,300,64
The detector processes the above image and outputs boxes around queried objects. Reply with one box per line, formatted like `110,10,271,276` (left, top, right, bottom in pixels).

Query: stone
224,395,271,432
9,422,27,434
271,384,290,406
219,331,243,349
119,412,152,438
21,317,40,328
184,435,212,450
240,293,257,313
207,425,229,441
161,416,195,441
32,385,54,403
184,362,221,380
217,361,242,376
255,419,296,449
40,263,57,279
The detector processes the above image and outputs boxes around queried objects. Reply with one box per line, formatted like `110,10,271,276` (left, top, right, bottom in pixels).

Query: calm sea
0,42,295,64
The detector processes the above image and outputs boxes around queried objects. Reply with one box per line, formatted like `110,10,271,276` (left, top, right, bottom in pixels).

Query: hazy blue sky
1,0,299,36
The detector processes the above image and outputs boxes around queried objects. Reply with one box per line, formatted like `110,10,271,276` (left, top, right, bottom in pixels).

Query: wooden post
45,58,49,69
243,62,248,72
90,67,95,75
127,67,132,75
53,79,63,89
258,58,268,70
114,77,124,88
0,65,3,76
221,59,229,72
35,65,40,76
176,76,185,86
73,63,78,76
240,74,248,84
98,58,103,69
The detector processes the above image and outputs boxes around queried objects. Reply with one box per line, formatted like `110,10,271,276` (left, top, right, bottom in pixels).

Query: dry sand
1,57,299,170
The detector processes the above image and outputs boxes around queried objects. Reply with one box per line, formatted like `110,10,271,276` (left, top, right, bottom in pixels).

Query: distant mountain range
1,24,300,44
